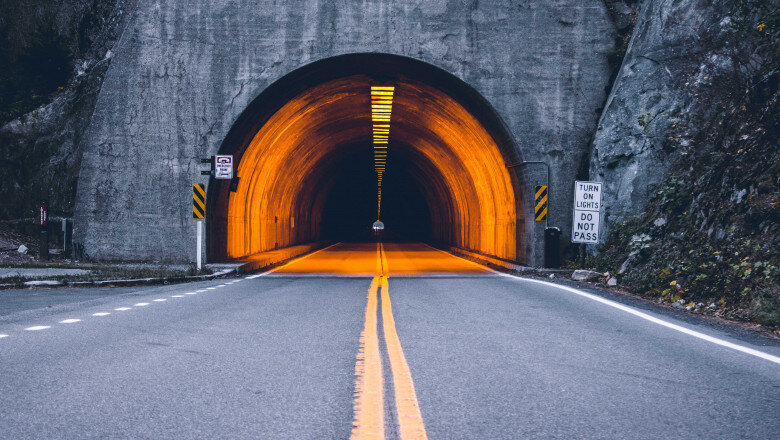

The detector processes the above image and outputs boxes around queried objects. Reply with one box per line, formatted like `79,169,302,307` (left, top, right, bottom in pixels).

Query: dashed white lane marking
5,278,253,338
497,273,780,365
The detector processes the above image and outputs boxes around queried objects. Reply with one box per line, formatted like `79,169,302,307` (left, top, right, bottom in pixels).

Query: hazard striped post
193,183,205,270
534,185,548,222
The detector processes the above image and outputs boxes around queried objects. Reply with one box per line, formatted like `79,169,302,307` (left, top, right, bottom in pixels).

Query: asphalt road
0,242,778,439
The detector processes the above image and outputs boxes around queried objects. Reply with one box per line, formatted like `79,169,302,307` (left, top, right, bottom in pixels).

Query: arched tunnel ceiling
216,73,523,262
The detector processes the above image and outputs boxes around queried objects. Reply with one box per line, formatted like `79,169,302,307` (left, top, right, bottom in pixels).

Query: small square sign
215,155,233,180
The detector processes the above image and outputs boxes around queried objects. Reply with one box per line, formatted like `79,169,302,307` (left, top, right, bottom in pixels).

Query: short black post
544,227,561,268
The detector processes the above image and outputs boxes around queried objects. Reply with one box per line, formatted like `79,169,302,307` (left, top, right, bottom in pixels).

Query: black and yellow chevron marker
193,183,205,219
534,185,547,221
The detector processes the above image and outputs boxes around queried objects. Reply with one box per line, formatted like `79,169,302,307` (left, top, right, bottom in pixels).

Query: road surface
1,242,778,439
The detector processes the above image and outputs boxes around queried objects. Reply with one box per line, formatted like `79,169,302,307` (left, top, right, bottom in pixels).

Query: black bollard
544,227,561,268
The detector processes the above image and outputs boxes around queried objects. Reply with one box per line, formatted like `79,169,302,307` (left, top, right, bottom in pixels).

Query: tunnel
207,54,527,263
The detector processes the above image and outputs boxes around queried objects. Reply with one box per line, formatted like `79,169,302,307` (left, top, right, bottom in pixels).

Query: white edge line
245,242,343,279
497,272,780,365
437,247,780,365
0,334,9,338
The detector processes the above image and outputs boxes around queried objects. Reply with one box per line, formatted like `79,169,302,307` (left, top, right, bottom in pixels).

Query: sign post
38,201,48,261
193,183,206,271
196,220,202,271
571,181,602,244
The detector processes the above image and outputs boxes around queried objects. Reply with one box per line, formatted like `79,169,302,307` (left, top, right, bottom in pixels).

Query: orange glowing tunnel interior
207,55,526,263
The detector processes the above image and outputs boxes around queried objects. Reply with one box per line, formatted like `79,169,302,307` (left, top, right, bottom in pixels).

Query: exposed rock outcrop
0,0,134,219
590,0,778,326
591,0,736,228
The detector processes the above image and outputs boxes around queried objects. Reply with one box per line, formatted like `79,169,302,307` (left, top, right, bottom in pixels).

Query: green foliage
637,112,653,131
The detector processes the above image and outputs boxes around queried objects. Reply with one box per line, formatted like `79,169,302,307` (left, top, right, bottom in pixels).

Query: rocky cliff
0,0,134,219
590,0,778,326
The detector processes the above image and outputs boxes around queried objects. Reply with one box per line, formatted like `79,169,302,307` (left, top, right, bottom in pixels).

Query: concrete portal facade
74,0,616,264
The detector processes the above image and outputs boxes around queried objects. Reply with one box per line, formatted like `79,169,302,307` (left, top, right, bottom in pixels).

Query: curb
0,242,330,290
0,266,246,290
444,246,574,277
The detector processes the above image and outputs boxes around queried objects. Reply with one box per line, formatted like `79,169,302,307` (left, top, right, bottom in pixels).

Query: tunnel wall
73,0,616,263
210,67,521,262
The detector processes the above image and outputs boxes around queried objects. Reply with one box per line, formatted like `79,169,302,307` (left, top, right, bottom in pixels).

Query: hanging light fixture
370,85,395,221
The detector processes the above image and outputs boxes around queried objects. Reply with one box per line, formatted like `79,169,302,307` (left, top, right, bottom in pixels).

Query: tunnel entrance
207,54,527,263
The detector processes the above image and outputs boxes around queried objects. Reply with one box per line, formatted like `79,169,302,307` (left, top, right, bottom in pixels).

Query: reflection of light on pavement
272,242,491,276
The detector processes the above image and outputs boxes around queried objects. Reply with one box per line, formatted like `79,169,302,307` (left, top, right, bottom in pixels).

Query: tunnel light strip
371,85,395,220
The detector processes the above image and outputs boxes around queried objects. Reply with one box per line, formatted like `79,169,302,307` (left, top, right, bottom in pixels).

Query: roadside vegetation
0,260,214,287
0,224,213,286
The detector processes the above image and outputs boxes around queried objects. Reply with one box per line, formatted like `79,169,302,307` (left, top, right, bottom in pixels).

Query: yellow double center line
351,243,427,440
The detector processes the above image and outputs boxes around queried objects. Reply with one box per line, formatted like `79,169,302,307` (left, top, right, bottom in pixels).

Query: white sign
215,155,233,179
572,181,602,244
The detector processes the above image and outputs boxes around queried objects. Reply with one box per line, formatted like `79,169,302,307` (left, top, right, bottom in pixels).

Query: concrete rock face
590,0,732,233
73,0,616,262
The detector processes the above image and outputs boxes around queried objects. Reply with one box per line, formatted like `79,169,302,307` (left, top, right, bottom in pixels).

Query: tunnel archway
207,54,528,263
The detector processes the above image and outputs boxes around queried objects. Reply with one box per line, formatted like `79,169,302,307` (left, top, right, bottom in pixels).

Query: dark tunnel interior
320,146,432,242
